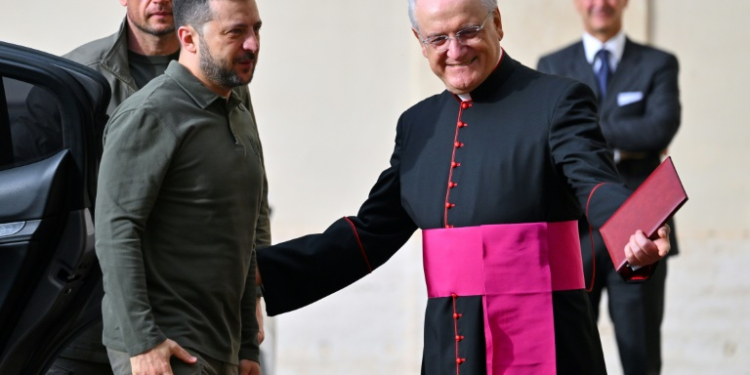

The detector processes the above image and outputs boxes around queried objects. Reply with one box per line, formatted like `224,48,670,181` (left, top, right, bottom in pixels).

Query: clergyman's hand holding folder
600,156,688,280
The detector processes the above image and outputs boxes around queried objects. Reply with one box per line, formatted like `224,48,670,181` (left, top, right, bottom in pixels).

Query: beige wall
2,1,748,374
650,1,750,374
0,1,124,55
652,0,750,238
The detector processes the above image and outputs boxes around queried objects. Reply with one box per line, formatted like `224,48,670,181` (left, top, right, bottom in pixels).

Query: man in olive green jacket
65,17,172,116
13,1,178,162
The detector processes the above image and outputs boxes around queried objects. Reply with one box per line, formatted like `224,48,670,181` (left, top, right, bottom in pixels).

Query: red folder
600,157,688,276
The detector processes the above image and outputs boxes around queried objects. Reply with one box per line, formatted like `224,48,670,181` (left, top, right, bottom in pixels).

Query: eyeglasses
419,11,493,52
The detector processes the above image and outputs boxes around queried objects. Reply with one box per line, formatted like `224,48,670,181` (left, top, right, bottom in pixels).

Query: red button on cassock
445,203,455,208
457,121,464,127
461,102,470,109
453,313,462,319
456,358,466,364
451,162,460,168
449,182,457,188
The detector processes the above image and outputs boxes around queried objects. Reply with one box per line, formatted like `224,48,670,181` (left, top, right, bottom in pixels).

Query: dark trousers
582,227,668,375
46,357,114,375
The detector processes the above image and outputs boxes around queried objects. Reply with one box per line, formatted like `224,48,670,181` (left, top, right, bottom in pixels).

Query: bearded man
94,0,269,374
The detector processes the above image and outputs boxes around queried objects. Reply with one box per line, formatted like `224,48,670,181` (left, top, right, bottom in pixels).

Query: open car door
0,41,110,374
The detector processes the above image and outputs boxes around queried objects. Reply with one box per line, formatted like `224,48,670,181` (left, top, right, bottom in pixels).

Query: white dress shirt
582,30,626,74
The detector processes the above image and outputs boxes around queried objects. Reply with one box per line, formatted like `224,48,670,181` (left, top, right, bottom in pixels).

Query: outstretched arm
257,121,418,315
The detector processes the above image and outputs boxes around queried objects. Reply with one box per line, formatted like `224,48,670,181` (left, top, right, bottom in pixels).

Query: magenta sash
422,221,584,375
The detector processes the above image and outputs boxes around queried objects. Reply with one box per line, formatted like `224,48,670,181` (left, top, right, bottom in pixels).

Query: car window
1,76,65,170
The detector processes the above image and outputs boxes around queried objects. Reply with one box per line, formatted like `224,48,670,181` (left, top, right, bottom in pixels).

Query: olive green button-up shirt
95,61,269,365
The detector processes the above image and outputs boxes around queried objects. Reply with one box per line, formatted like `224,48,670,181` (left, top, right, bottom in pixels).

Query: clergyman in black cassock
256,1,671,374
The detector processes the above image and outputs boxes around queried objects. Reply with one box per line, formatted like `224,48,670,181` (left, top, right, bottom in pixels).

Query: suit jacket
538,38,681,254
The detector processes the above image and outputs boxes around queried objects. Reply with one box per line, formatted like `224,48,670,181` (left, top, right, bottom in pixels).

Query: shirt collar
165,60,241,110
582,30,626,68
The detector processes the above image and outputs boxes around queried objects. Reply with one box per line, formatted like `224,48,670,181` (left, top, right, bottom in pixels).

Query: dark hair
173,0,214,34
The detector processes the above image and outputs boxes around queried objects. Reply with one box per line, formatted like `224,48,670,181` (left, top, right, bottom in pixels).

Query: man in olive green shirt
95,0,267,374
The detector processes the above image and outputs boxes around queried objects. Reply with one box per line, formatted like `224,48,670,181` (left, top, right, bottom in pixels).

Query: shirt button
449,182,457,188
461,102,470,109
445,202,456,208
454,142,464,148
451,162,460,168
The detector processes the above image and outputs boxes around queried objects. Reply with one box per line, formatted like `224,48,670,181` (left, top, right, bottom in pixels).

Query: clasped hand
624,224,671,267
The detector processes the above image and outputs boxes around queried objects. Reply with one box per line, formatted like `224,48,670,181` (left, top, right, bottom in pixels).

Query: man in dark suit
537,1,681,374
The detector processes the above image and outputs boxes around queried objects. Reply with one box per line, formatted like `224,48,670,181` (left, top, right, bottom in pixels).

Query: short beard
131,18,175,37
199,37,255,89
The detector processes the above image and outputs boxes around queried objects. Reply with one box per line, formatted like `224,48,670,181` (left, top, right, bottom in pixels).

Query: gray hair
173,0,214,34
408,0,497,31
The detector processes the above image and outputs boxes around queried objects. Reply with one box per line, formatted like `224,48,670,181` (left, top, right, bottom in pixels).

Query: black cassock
258,54,633,375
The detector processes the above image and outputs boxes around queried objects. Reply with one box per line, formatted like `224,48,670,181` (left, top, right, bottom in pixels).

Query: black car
0,41,110,374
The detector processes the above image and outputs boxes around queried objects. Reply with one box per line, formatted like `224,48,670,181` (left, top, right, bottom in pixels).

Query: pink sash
422,221,584,375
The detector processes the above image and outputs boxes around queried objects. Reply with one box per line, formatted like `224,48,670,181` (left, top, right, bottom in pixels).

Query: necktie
595,49,611,99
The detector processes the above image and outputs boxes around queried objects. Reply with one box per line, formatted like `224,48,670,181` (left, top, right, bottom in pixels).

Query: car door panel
0,41,109,374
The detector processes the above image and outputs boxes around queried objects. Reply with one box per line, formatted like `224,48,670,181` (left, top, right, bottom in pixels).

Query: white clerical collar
457,49,504,102
582,30,626,72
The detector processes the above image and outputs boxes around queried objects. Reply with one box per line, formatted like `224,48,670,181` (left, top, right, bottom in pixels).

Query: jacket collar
100,18,138,91
570,42,601,98
602,38,642,105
